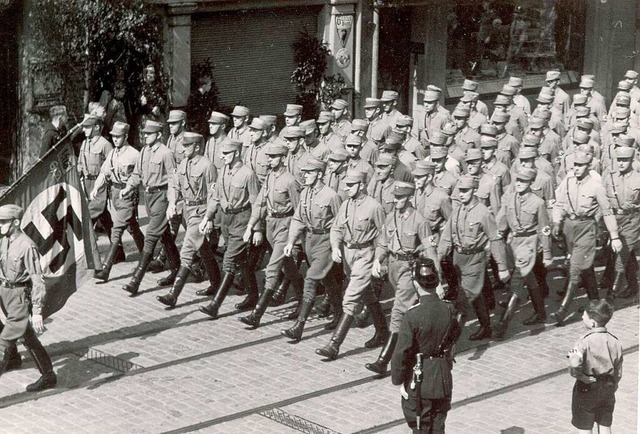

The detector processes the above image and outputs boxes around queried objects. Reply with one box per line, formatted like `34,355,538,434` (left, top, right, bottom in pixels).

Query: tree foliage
29,0,166,117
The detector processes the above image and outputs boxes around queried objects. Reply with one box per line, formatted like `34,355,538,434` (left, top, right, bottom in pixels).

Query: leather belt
454,246,484,255
267,209,294,218
223,204,251,215
85,174,98,181
145,185,168,194
309,228,331,234
0,279,29,289
390,252,416,262
567,214,595,221
345,240,374,249
513,230,537,238
186,199,205,206
613,208,639,215
109,182,127,189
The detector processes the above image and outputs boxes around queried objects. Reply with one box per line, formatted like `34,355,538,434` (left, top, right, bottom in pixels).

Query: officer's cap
574,151,592,165
618,135,635,147
283,104,303,117
610,125,626,134
259,115,277,126
501,85,517,96
381,139,401,151
167,110,187,123
423,90,439,102
344,169,367,184
380,90,399,102
413,258,439,289
345,134,363,146
141,120,163,133
220,138,243,153
507,76,523,87
535,109,552,121
282,126,305,139
393,181,415,197
331,99,349,110
441,122,457,136
208,111,230,124
545,70,561,81
480,123,498,136
457,174,478,190
0,204,23,221
427,85,443,93
615,146,635,159
494,94,511,106
529,117,546,129
374,154,395,167
109,121,130,136
625,70,639,80
464,148,483,162
328,151,348,162
351,119,369,132
249,118,269,131
575,106,591,117
522,134,541,147
430,147,448,159
577,144,595,156
460,92,479,103
615,107,631,119
317,111,335,124
576,118,594,130
480,136,498,148
412,161,436,177
491,111,510,123
300,119,317,135
262,143,287,156
577,76,594,88
516,167,537,182
452,106,470,119
385,131,405,145
396,115,413,127
182,132,204,146
573,94,588,105
572,130,590,145
462,79,478,91
300,157,326,172
618,80,632,91
536,93,554,104
518,147,537,160
231,105,250,118
615,93,631,106
429,131,447,145
364,98,381,109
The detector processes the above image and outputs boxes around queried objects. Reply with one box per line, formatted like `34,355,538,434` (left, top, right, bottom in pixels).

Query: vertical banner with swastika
0,142,101,318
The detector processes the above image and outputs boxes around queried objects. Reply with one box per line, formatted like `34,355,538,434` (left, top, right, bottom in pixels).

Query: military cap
501,85,517,96
259,114,277,126
430,147,448,159
344,169,367,183
615,107,631,119
300,156,326,172
452,106,470,118
364,98,381,108
231,105,250,117
182,132,204,146
618,80,632,91
393,181,415,196
167,110,187,123
480,123,498,136
536,93,554,104
624,70,639,79
522,134,541,147
317,111,335,124
575,106,591,117
283,104,303,117
576,143,594,155
460,92,479,103
491,111,510,123
516,167,537,182
615,93,631,106
480,136,498,148
282,126,305,139
331,99,349,110
618,135,636,147
345,134,363,146
464,148,483,162
208,111,230,124
351,119,369,132
249,118,269,131
457,174,479,189
462,79,479,91
141,120,163,133
220,138,243,153
574,151,592,164
380,90,399,101
534,109,552,121
427,85,443,93
429,131,447,146
441,123,457,136
300,119,317,135
545,70,561,81
494,94,510,105
375,154,396,166
413,257,439,289
507,76,523,87
49,105,67,118
529,117,546,129
423,90,440,102
579,77,594,88
572,94,588,105
81,114,101,127
615,146,635,159
518,147,537,160
412,160,436,176
264,142,288,156
328,151,348,162
382,139,401,151
109,121,130,136
610,125,626,134
396,115,413,127
0,204,23,221
386,131,405,144
576,118,594,130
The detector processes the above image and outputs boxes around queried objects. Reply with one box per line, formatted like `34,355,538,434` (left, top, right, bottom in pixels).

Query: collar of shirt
461,198,480,212
187,154,202,165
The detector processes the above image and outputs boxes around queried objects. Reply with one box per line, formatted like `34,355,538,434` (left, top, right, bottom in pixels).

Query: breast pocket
400,230,418,249
355,215,371,232
87,149,103,174
148,158,162,175
273,188,288,205
466,221,481,238
313,200,332,223
7,255,23,278
229,182,244,203
519,207,537,226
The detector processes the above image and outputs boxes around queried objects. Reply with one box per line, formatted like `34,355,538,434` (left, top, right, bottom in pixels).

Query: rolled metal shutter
192,7,320,116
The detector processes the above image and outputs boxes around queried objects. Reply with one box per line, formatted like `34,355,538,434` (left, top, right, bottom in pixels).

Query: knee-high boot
324,279,344,330
239,286,274,329
364,300,389,348
235,263,259,311
365,332,398,375
550,280,578,326
157,230,181,287
95,241,121,282
156,266,190,308
199,244,221,297
281,299,314,341
469,296,492,341
122,251,153,296
128,218,145,253
23,329,56,392
199,272,235,319
523,280,547,325
583,268,600,301
494,294,519,339
315,313,353,360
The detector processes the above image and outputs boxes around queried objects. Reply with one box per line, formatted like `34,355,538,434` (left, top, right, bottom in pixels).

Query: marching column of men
76,68,639,375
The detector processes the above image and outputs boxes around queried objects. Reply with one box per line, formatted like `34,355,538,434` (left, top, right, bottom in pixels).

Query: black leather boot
199,245,221,297
354,305,370,328
324,279,343,330
235,264,259,311
270,272,288,306
608,270,625,301
523,281,547,325
147,249,166,273
285,277,304,320
364,301,389,348
281,299,314,341
199,272,234,319
156,266,190,308
583,268,600,301
550,281,578,326
5,345,21,372
314,294,331,317
494,294,519,339
157,230,181,286
122,251,153,296
365,332,398,375
239,288,274,329
157,268,179,287
0,347,12,379
94,242,120,282
128,219,145,253
113,244,126,264
469,296,492,341
315,313,353,360
24,330,56,392
481,275,496,310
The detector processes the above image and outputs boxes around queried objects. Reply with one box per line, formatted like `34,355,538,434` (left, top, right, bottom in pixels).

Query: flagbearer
0,204,56,391
91,122,145,282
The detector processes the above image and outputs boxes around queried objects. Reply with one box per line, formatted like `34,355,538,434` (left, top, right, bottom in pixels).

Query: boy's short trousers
572,379,617,430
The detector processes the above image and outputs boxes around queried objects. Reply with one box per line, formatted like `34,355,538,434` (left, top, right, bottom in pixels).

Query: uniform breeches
263,216,302,292
302,233,335,302
110,187,140,245
0,286,30,352
179,205,210,268
220,209,250,272
564,219,597,271
143,190,170,253
341,245,375,316
388,258,417,333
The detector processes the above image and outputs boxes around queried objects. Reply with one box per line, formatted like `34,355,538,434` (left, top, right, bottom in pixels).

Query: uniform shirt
483,157,511,197
454,126,481,151
603,169,640,213
495,132,520,166
243,140,270,185
169,154,216,204
504,171,555,208
586,95,607,123
468,110,487,131
367,176,396,215
569,328,623,385
414,107,450,143
375,205,434,260
206,160,260,217
229,125,252,150
324,165,348,201
285,146,312,187
330,193,385,249
127,141,176,189
205,133,227,175
402,136,426,160
510,156,554,182
360,139,380,167
392,159,415,183
539,129,562,163
433,169,458,196
380,108,403,130
398,149,418,169
367,116,391,142
249,167,301,227
451,171,501,216
413,184,452,233
166,131,186,165
476,99,488,117
346,158,374,183
508,104,529,136
315,132,344,160
287,182,342,244
100,145,140,185
333,119,352,141
0,232,45,315
513,94,531,115
554,86,571,115
78,135,113,177
553,173,613,222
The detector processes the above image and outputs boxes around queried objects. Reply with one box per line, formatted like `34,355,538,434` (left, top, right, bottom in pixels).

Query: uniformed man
380,90,403,130
330,99,352,140
378,138,415,183
0,204,56,391
282,126,312,186
324,151,349,200
490,111,520,165
349,119,378,167
458,92,487,131
431,129,463,177
365,98,390,142
545,69,571,116
204,111,229,173
344,134,374,182
430,147,458,196
155,133,220,308
119,120,180,296
461,79,489,116
414,90,450,143
198,138,260,319
480,135,511,196
316,111,344,160
551,151,623,325
438,175,510,340
279,103,303,138
165,110,187,164
243,117,271,185
368,154,397,215
316,169,387,360
260,115,280,142
511,134,555,182
366,182,440,374
493,94,526,141
452,106,480,151
239,143,303,328
494,168,552,338
396,116,426,160
281,157,343,341
603,146,640,299
91,122,145,282
579,76,607,124
507,76,531,115
228,105,252,152
623,70,640,106
78,115,114,241
390,258,460,433
454,148,501,216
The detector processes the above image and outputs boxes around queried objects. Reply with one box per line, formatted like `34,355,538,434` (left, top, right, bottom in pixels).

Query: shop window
446,0,585,85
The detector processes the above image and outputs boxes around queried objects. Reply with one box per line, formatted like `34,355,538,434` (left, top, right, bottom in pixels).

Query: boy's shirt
568,326,623,384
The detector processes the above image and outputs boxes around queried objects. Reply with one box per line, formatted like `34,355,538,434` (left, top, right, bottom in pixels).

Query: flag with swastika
0,141,101,318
